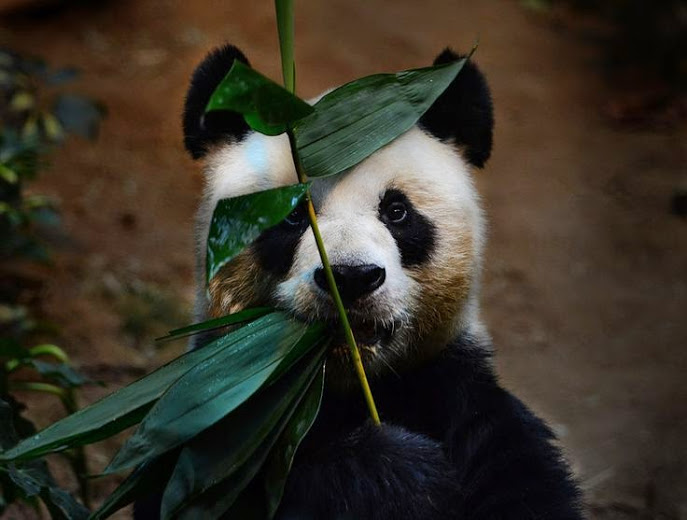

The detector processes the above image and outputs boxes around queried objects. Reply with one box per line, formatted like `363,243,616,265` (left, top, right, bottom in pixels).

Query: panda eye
284,204,307,227
384,201,408,224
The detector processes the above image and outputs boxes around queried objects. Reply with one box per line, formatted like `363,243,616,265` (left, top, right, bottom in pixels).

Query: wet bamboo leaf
90,454,178,520
1,313,283,462
157,306,273,342
205,61,313,136
262,363,324,516
105,318,324,474
170,354,325,520
206,183,308,283
294,57,468,178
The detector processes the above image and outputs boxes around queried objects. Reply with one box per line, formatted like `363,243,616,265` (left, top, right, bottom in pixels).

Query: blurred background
1,0,685,518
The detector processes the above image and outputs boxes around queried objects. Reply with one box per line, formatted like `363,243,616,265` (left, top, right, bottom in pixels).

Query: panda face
186,44,493,381
199,127,484,379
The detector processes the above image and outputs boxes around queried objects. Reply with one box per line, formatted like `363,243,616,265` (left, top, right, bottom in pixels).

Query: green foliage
0,49,103,515
104,315,324,475
294,57,468,178
159,307,272,342
206,183,309,283
205,61,313,136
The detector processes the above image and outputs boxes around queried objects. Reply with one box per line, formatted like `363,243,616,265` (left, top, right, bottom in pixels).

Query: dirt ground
2,0,686,518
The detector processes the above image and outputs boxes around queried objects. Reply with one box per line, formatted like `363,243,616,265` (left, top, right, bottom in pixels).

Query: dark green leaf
28,360,89,388
54,94,104,140
90,454,178,520
206,183,308,283
263,363,325,516
105,318,323,474
6,464,89,520
205,61,313,135
1,313,283,462
161,345,325,518
294,57,468,178
157,306,273,342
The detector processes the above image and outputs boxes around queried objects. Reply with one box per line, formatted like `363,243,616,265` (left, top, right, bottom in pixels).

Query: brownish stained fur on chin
207,249,275,318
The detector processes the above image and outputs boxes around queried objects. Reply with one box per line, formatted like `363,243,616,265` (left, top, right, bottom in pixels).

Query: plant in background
0,3,471,518
0,48,103,516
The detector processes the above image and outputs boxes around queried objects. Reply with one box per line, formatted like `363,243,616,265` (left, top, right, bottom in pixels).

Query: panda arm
446,386,584,520
277,421,460,520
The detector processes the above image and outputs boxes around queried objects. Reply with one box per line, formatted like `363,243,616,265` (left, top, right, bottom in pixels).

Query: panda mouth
328,318,394,348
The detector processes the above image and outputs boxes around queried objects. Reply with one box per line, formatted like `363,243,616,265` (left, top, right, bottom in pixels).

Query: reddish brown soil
2,0,686,518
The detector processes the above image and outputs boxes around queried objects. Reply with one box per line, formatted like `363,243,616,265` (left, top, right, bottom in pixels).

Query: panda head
186,44,493,381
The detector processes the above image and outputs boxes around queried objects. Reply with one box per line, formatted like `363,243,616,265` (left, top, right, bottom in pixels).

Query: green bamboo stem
286,132,381,425
276,0,380,426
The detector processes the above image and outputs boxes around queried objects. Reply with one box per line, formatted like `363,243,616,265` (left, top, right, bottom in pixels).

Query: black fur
419,49,494,168
276,334,583,519
379,189,437,267
134,334,583,519
253,203,309,276
183,44,252,159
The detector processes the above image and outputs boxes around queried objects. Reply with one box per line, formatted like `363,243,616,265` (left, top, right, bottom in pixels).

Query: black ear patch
183,44,252,160
419,49,494,168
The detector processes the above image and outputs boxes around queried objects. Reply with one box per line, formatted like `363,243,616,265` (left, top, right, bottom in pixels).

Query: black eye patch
253,202,309,276
379,189,436,267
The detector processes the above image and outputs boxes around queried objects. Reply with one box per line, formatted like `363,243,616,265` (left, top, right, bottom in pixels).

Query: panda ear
183,44,252,160
419,49,494,168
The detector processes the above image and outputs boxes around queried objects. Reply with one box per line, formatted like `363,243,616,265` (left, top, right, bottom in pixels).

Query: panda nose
314,264,386,305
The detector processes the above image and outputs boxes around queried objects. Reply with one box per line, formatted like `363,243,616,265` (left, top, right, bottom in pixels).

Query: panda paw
278,422,457,519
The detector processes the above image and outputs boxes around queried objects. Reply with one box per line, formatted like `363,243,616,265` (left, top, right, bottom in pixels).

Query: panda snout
314,264,386,306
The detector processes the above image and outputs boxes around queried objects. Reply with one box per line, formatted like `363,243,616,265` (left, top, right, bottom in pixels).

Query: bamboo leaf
205,61,313,136
157,307,273,342
262,363,324,516
294,57,468,178
206,183,308,283
161,346,325,518
105,319,324,474
5,464,89,520
0,313,283,462
89,455,178,520
16,359,88,388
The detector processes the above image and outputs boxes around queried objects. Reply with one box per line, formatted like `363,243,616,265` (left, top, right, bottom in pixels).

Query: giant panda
136,44,584,519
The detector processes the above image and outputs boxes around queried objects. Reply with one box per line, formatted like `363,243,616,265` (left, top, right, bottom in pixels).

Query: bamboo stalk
286,131,381,425
275,0,380,424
